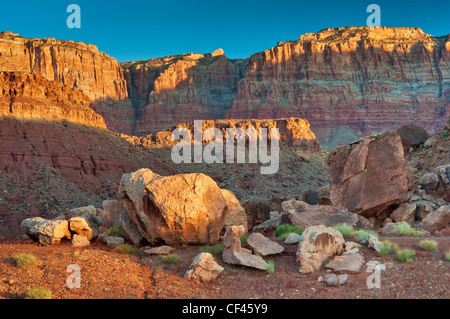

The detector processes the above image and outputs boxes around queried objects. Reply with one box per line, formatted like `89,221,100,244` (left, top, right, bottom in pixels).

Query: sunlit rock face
121,51,245,135
225,27,450,149
0,31,128,101
0,71,106,129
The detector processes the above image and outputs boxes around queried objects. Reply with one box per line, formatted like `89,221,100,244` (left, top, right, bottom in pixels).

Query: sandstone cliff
0,31,127,101
0,71,106,129
120,117,320,153
225,27,450,149
121,50,245,135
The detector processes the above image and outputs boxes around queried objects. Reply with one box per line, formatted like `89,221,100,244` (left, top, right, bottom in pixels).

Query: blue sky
1,0,449,62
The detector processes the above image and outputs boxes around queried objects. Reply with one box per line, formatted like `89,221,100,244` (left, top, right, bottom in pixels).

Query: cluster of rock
21,206,102,247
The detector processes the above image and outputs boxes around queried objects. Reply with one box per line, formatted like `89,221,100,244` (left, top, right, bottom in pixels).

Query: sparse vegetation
163,254,180,264
278,233,291,241
25,287,52,299
241,235,249,245
274,224,304,238
378,240,400,255
13,253,37,268
116,244,142,254
419,240,438,252
266,260,275,275
200,244,224,254
445,251,450,261
355,229,378,242
395,222,424,237
333,223,357,238
396,249,416,262
108,225,124,236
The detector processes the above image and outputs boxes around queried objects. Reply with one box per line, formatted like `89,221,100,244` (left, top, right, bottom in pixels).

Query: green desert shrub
25,287,52,299
419,240,438,252
108,225,124,236
274,224,304,238
13,253,37,268
445,251,450,261
162,254,180,264
278,233,291,241
378,240,400,255
266,260,275,275
241,235,249,245
199,244,224,254
396,249,416,262
333,223,357,238
395,222,424,237
355,229,378,242
116,244,139,254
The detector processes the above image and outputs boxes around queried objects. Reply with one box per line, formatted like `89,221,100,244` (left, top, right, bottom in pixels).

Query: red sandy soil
0,233,449,299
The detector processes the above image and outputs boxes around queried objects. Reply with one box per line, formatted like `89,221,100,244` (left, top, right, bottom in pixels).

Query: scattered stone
119,169,227,245
284,233,302,245
54,205,100,221
143,245,175,256
435,165,449,184
72,234,90,248
296,225,345,274
222,225,267,270
379,222,398,236
323,274,348,286
242,200,271,231
390,203,416,225
252,216,281,232
367,235,384,253
221,189,248,234
325,253,365,274
396,124,430,148
104,236,124,248
420,206,450,233
418,173,440,190
246,233,284,256
344,242,361,251
21,217,71,246
317,186,331,205
415,201,436,220
327,131,408,218
69,214,101,241
184,252,224,282
283,200,370,229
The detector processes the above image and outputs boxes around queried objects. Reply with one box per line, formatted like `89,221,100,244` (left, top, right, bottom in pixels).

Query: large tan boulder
221,189,248,234
119,169,228,245
222,225,268,270
119,211,147,247
327,131,408,218
21,217,71,246
296,225,345,274
184,252,224,282
98,200,123,227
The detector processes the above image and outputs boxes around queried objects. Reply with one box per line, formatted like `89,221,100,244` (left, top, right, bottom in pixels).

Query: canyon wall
0,71,106,129
121,49,245,135
0,31,128,101
225,27,450,149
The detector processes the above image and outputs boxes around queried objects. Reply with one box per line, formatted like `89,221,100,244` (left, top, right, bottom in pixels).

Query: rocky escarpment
225,27,450,149
121,49,245,135
0,31,128,101
0,71,106,129
120,117,320,153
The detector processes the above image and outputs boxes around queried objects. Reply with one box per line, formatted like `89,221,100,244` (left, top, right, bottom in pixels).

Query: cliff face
224,27,450,149
121,117,320,153
121,49,245,135
0,71,106,129
0,31,128,101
